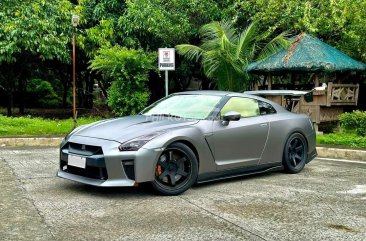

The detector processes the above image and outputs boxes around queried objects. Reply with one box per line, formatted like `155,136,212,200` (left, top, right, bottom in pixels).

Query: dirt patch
326,224,358,233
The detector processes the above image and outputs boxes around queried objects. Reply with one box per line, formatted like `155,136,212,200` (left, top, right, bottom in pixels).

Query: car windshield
141,94,223,120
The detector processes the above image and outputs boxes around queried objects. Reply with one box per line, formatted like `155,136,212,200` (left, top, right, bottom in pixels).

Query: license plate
68,155,86,169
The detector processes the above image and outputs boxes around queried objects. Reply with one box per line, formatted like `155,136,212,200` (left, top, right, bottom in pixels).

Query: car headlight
119,131,166,151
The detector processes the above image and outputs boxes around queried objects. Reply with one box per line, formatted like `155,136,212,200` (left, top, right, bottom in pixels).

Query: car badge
81,144,86,150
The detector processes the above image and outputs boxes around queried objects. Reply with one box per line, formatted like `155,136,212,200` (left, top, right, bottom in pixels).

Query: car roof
173,90,287,113
173,90,233,96
174,90,265,98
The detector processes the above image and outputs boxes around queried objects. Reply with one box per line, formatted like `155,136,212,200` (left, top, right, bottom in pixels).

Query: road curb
0,137,63,147
316,147,366,161
0,137,365,161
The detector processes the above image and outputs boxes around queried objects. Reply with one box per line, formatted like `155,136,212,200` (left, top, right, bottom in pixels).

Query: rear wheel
283,133,307,174
152,143,198,195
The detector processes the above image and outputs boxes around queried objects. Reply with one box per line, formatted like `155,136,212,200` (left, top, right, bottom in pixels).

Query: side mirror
222,111,241,122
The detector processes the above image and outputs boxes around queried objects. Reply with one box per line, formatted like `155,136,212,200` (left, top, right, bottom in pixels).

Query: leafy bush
339,110,366,136
90,46,155,116
26,79,61,108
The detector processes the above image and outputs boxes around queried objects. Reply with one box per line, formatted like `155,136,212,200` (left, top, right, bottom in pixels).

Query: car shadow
59,170,288,197
193,170,284,189
60,182,155,198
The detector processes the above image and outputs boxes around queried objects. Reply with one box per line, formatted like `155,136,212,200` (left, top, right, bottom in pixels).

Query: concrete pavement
0,147,365,241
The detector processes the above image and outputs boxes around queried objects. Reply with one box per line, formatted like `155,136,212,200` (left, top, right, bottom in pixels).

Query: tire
151,142,198,195
283,133,307,174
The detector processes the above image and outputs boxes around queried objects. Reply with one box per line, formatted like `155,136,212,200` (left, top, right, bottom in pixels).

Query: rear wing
244,90,313,112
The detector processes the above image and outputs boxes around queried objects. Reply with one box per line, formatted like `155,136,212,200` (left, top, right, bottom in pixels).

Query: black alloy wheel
152,142,198,195
283,133,307,174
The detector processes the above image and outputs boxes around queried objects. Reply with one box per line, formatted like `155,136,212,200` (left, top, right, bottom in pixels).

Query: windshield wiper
150,114,182,118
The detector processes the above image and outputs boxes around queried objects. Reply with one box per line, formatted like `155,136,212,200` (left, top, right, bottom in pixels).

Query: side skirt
196,163,283,184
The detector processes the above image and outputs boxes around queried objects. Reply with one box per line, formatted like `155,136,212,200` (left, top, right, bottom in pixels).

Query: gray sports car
58,91,317,195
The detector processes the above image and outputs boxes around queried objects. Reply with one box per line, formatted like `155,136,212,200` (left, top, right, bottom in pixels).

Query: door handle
260,123,268,127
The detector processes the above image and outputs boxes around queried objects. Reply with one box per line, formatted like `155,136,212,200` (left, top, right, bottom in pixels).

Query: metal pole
165,70,168,96
72,30,77,128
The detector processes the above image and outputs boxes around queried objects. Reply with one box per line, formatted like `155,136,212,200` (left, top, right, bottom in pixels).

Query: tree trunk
87,74,94,109
62,83,68,108
18,78,25,115
7,92,13,117
97,80,108,101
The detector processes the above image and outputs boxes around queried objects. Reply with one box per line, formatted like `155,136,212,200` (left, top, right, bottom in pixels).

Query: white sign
158,48,175,71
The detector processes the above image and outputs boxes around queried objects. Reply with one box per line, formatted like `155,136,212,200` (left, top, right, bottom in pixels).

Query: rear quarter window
258,101,277,115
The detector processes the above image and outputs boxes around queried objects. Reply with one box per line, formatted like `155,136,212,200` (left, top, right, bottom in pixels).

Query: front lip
57,170,136,187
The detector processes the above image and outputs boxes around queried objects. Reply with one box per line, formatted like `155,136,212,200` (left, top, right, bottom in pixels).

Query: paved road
1,147,365,241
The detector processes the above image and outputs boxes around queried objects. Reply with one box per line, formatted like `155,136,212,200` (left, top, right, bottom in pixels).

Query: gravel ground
0,147,365,241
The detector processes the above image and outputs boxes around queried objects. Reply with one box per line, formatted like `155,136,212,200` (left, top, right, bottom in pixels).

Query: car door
210,97,269,170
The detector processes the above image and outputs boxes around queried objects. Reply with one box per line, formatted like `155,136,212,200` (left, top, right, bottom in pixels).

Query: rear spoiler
244,90,313,103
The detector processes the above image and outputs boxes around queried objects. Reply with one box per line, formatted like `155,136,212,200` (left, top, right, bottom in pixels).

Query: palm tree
176,20,289,91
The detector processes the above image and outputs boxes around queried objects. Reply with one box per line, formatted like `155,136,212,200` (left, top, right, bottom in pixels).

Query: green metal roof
247,33,366,74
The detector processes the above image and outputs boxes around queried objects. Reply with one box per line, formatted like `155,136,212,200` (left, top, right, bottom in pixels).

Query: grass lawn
0,115,101,137
317,132,366,149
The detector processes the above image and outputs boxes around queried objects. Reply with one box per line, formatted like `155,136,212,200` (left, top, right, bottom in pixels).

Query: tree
90,46,155,116
176,21,289,91
75,0,226,104
225,0,366,62
0,0,72,115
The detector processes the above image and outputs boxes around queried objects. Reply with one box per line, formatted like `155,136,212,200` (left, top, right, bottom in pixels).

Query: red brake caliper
155,165,162,176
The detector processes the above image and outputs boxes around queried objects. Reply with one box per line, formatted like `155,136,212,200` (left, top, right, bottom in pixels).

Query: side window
221,97,260,118
258,100,277,115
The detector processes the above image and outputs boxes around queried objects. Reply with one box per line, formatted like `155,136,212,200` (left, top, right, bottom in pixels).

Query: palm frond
236,22,257,61
199,21,221,41
200,39,221,51
256,31,291,61
219,20,237,43
176,44,204,62
199,20,237,43
232,60,246,75
202,50,221,79
221,34,236,60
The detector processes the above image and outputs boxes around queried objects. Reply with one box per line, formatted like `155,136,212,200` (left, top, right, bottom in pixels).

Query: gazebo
246,33,365,130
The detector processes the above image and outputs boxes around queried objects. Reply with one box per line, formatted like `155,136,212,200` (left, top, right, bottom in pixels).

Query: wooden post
268,75,272,90
326,82,333,107
314,73,320,87
254,79,259,90
72,31,77,128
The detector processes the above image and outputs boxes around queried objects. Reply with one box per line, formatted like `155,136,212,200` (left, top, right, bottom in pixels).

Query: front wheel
152,143,198,195
283,133,307,174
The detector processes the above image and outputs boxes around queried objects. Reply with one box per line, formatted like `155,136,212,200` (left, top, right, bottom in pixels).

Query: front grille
68,142,103,156
60,143,107,180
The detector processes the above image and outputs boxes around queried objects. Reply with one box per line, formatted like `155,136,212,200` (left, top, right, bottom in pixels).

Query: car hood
73,115,199,143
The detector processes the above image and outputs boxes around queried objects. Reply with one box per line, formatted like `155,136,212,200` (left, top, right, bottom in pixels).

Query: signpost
158,48,175,96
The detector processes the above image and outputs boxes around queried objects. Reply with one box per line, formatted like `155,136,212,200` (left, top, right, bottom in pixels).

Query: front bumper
57,135,162,187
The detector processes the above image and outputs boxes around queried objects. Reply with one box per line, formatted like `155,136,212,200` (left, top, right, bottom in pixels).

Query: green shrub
90,46,155,116
26,79,61,108
339,110,366,136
